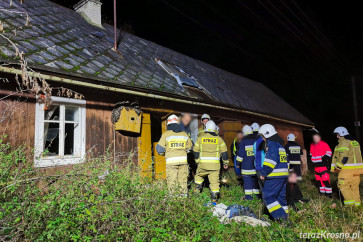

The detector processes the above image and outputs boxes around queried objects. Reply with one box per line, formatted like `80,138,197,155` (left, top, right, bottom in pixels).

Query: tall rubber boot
211,192,220,203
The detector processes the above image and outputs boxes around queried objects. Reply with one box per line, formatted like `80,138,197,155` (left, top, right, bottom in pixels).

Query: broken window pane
65,107,79,122
43,122,59,157
64,123,75,155
44,105,60,121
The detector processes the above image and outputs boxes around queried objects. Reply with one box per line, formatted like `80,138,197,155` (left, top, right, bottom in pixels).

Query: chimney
74,0,103,28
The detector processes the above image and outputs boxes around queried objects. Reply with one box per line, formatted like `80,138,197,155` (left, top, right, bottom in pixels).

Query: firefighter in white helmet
156,114,193,196
197,114,211,139
236,125,260,199
252,122,265,178
332,127,363,206
251,122,260,140
285,133,303,181
259,124,289,220
194,120,229,202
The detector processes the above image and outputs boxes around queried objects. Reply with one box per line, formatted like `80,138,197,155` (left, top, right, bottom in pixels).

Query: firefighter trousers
338,171,361,206
242,175,260,200
166,164,189,195
314,167,332,194
195,167,220,193
290,164,302,181
263,178,288,220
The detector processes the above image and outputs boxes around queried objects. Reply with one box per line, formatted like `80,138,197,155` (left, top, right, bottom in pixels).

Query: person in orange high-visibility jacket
332,127,363,206
156,114,193,196
310,133,333,197
193,120,229,202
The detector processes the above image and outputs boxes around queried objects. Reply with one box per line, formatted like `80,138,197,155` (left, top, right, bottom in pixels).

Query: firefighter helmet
333,126,349,136
287,133,296,141
167,114,179,125
251,122,260,132
205,120,216,132
242,125,253,135
259,124,277,138
201,114,211,121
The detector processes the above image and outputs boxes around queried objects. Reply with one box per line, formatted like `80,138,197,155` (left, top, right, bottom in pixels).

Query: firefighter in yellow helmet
197,114,210,139
156,114,193,196
332,127,363,206
194,120,229,202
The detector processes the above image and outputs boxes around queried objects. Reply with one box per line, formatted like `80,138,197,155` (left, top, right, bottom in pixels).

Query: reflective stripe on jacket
157,130,192,165
236,135,256,175
310,141,332,164
331,137,363,174
261,139,289,178
194,132,228,170
285,141,303,165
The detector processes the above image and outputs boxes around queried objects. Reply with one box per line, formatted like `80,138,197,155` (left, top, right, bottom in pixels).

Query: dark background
52,0,363,148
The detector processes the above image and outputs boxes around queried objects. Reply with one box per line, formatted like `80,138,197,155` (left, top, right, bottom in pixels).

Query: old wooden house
0,0,313,177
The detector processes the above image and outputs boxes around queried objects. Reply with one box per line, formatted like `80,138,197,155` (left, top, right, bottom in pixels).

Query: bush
0,140,362,241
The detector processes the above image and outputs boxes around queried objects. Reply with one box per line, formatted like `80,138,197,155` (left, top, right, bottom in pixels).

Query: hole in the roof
154,58,201,89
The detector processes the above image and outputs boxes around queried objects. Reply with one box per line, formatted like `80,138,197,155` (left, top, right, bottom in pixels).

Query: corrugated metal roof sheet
0,0,313,125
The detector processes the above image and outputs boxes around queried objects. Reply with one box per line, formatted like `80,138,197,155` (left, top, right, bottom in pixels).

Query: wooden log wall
85,100,138,164
0,94,36,148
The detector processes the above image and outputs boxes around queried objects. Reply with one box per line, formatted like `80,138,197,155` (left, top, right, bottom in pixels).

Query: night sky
52,0,363,146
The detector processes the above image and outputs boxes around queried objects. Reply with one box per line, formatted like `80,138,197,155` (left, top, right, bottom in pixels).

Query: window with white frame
34,97,86,167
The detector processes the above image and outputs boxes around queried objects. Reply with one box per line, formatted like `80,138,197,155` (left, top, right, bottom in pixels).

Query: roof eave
0,65,315,128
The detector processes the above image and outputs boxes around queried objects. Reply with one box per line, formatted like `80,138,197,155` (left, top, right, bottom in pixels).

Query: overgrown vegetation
0,139,362,241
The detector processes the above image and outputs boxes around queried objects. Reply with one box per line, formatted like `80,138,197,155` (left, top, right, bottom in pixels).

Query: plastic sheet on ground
211,203,271,227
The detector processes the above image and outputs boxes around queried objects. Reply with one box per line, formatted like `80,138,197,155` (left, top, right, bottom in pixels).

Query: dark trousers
243,175,261,200
263,178,288,220
290,164,302,180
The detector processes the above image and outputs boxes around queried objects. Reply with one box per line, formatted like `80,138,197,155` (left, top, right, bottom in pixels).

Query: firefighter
285,133,303,181
332,127,363,206
259,124,289,220
236,125,260,200
252,123,265,178
197,114,210,138
156,114,193,196
251,122,260,140
231,131,243,176
194,120,229,202
310,133,333,196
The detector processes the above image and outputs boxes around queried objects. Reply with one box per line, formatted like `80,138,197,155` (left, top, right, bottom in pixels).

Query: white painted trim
34,157,85,168
34,97,86,168
50,96,86,105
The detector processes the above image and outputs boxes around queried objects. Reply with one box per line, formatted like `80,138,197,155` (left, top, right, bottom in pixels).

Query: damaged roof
0,0,313,126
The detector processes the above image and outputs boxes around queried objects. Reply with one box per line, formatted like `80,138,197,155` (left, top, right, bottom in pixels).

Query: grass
0,140,362,241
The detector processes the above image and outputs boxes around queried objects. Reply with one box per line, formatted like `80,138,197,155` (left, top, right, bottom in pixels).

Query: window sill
34,157,85,168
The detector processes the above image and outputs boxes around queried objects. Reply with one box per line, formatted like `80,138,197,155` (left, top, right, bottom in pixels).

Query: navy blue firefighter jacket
261,134,289,179
236,134,257,176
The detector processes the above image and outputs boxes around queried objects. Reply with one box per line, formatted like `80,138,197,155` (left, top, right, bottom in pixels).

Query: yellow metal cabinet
114,108,142,133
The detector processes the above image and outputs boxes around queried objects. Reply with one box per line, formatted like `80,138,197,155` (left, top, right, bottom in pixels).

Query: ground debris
211,203,271,227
